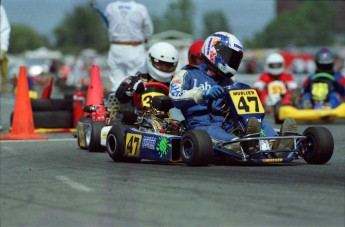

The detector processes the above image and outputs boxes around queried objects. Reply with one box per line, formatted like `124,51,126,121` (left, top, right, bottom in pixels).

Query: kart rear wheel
87,121,106,152
107,124,126,162
180,130,213,166
302,127,334,164
77,116,91,149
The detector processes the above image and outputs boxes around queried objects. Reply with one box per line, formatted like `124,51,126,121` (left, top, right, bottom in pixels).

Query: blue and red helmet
201,31,243,77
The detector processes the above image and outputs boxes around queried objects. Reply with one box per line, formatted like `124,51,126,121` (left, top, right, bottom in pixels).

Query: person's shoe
272,118,298,151
241,117,261,154
223,138,242,155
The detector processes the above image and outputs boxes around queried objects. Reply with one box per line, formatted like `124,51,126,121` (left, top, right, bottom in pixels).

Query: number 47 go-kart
99,82,334,166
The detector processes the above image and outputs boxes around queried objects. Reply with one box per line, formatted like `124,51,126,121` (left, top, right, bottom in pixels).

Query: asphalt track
1,110,344,226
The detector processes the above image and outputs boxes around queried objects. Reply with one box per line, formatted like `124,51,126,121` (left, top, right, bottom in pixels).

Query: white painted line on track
0,138,76,143
56,176,94,192
0,146,18,154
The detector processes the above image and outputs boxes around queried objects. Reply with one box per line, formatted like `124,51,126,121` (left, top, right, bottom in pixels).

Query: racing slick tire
180,130,213,166
106,124,127,162
77,117,91,149
31,98,73,111
87,120,106,152
302,127,334,164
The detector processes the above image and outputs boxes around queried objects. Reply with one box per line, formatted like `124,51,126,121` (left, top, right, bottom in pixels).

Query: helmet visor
215,42,243,71
268,63,283,69
150,55,177,73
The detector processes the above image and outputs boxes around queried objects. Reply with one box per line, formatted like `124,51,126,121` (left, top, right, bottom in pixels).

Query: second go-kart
101,82,334,166
274,72,345,123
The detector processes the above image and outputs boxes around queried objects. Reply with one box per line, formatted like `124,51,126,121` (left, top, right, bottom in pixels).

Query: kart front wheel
107,124,126,162
302,127,334,164
180,130,213,166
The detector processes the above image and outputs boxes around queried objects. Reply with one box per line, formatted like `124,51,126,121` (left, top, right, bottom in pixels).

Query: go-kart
259,80,292,113
101,82,334,166
274,73,345,123
76,90,123,152
77,82,171,152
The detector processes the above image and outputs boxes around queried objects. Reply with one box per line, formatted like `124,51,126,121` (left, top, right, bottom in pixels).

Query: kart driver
169,31,297,154
188,40,205,66
301,47,345,109
253,53,297,106
115,41,179,110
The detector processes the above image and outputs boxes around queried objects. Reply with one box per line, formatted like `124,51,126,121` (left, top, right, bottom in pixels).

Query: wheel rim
303,135,316,158
107,134,117,155
85,125,91,146
182,138,194,160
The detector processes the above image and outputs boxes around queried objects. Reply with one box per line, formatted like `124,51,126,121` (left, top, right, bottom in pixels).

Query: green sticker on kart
229,89,265,114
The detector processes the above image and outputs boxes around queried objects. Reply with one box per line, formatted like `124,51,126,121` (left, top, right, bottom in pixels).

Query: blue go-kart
100,82,334,166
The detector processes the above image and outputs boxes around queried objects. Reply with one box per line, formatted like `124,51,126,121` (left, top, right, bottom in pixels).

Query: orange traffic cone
0,66,48,140
86,64,104,106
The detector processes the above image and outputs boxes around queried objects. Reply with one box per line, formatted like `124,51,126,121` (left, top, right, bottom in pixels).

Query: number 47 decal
230,90,265,114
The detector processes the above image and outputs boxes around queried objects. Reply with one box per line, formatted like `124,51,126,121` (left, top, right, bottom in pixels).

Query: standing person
1,4,10,93
187,40,204,66
253,53,297,108
169,31,297,154
0,4,11,130
105,0,153,92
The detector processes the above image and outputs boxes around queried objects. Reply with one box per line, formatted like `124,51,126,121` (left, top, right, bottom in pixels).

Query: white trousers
107,44,147,92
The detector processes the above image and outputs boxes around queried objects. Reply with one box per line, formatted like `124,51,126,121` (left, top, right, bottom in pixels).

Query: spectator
0,4,11,130
105,0,154,92
1,4,11,93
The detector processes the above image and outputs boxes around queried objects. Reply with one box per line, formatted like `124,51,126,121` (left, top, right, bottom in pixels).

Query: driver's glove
202,85,223,100
125,79,145,96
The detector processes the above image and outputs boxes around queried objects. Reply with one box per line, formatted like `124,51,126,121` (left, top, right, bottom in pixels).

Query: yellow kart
274,102,345,123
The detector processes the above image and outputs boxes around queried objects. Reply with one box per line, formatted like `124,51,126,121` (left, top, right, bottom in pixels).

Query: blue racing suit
169,63,276,144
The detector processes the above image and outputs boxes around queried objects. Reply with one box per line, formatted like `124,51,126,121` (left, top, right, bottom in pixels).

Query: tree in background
202,11,231,38
54,5,108,54
9,24,50,54
152,0,194,34
246,1,337,48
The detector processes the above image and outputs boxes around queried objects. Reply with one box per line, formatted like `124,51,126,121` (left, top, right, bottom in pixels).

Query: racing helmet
146,42,179,83
315,48,335,72
188,40,205,65
265,53,285,76
201,31,243,77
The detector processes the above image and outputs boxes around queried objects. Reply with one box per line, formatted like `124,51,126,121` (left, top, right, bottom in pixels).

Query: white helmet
201,31,243,77
146,42,179,83
265,53,285,76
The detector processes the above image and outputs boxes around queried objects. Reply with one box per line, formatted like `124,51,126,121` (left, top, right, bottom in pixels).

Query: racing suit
253,72,297,106
301,71,345,108
169,63,276,144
